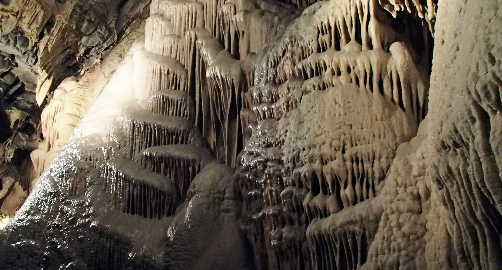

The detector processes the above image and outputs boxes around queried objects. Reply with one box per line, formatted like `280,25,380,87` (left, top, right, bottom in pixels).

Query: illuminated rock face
1,0,502,269
0,0,151,220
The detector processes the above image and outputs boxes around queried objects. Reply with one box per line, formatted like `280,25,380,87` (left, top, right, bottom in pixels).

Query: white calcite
1,0,501,269
122,106,203,158
148,89,196,121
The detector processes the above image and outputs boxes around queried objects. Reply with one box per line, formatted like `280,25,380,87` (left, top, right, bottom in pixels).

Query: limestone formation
0,0,151,221
0,0,501,269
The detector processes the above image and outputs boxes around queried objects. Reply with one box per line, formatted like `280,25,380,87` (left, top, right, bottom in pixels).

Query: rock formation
0,0,501,269
0,0,150,220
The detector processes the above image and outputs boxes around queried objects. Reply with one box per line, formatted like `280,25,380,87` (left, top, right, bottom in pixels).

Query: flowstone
1,0,502,269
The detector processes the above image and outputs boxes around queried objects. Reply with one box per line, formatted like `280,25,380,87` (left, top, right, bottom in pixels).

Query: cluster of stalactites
148,90,196,121
293,43,426,126
148,0,247,61
251,80,301,122
145,14,187,62
33,67,102,177
256,0,432,82
121,107,202,158
378,0,437,32
140,0,305,171
307,226,371,270
205,50,244,166
100,158,179,219
133,45,188,107
179,26,245,167
237,0,433,268
40,87,80,152
139,144,214,200
142,0,274,167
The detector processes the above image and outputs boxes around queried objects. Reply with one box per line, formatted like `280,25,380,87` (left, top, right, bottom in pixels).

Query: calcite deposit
0,0,501,269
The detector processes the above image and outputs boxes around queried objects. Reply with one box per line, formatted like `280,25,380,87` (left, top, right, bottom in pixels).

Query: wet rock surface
0,0,501,269
0,0,151,219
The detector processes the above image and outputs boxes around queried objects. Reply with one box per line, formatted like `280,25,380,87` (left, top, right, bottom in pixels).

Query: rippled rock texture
1,0,502,269
0,0,151,220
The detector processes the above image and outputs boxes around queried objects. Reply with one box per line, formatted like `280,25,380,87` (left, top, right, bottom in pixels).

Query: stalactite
148,90,195,121
206,50,244,167
134,45,188,106
139,144,214,200
237,0,433,269
122,106,203,158
78,141,116,169
3,0,450,268
99,157,178,218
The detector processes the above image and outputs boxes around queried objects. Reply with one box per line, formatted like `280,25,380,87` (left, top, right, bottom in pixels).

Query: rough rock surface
425,0,502,268
0,0,501,269
0,0,150,219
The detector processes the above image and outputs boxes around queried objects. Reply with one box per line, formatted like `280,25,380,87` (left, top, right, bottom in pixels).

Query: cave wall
0,0,150,217
425,0,502,268
0,0,501,269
